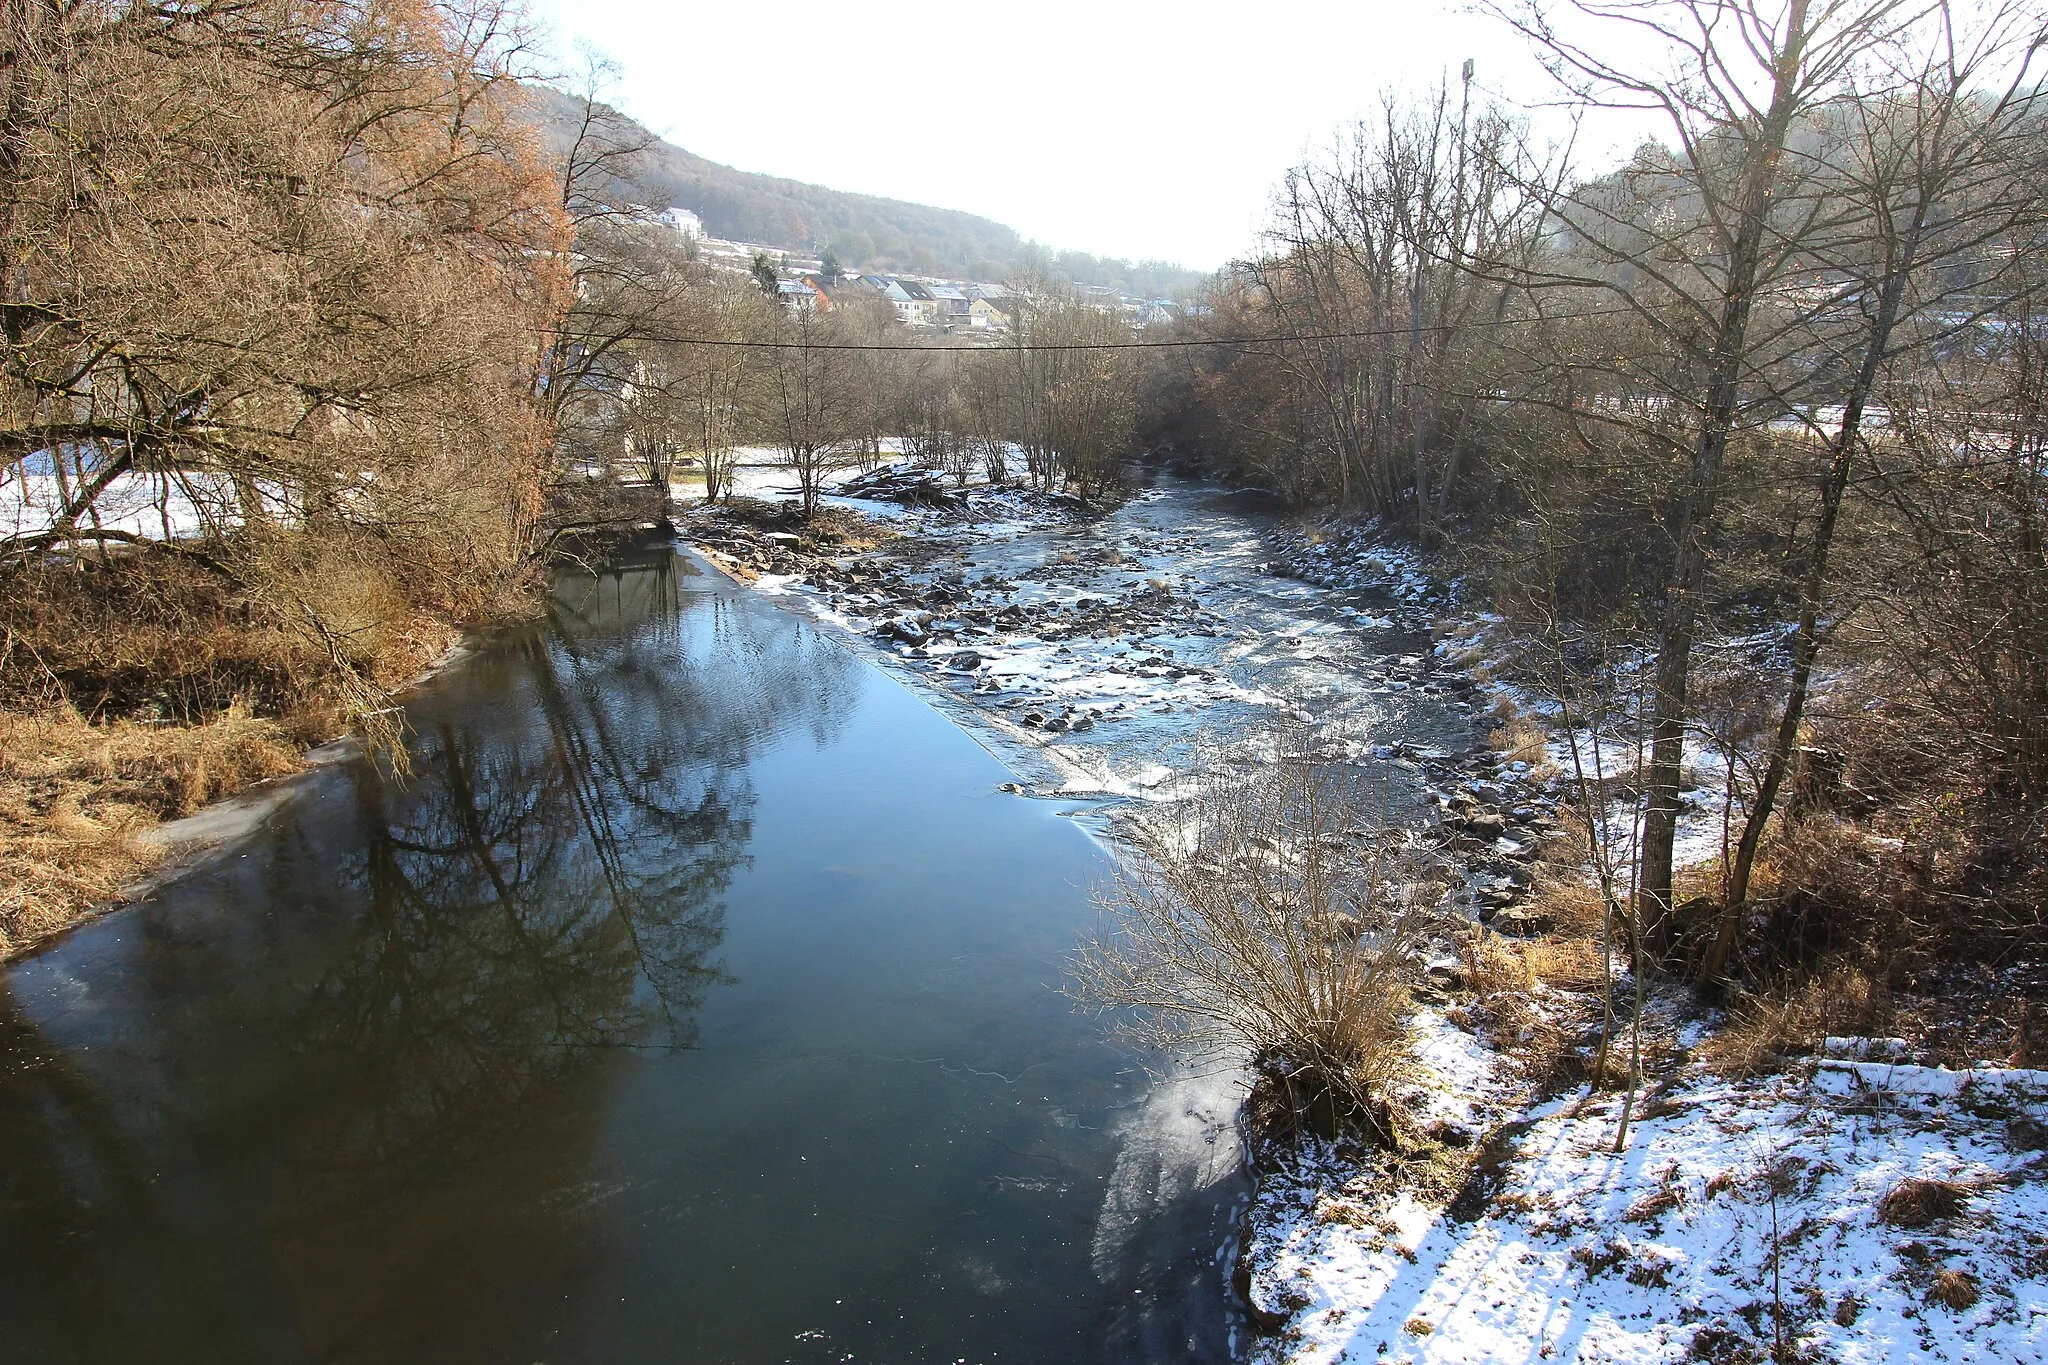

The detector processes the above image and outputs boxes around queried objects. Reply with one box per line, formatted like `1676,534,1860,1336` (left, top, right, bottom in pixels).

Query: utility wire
598,302,1648,353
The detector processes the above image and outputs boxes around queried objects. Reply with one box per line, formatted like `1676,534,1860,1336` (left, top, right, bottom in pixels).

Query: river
0,538,1250,1364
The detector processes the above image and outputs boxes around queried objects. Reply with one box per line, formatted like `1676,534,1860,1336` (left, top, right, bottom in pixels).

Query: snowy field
3,469,228,540
1246,1013,2047,1364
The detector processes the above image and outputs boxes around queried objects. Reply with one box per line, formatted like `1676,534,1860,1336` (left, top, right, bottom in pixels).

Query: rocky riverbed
678,467,1572,934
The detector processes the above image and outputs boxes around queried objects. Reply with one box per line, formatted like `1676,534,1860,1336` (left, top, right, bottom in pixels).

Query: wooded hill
520,85,1202,294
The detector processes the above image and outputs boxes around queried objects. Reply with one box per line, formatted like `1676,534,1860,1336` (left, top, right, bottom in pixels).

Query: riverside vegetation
648,0,2048,1113
4,1,2046,1344
1,0,573,952
1098,0,2048,1096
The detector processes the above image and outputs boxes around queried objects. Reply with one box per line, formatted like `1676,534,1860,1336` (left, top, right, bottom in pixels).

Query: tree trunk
1705,233,1920,979
1637,0,1811,962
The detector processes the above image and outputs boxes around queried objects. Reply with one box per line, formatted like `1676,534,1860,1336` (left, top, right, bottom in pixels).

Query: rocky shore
679,473,1573,933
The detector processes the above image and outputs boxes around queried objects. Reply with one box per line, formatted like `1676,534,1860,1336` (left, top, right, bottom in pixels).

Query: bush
1069,742,1446,1145
1701,962,1892,1077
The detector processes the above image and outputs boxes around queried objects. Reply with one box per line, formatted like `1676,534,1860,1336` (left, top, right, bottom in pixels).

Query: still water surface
0,544,1245,1363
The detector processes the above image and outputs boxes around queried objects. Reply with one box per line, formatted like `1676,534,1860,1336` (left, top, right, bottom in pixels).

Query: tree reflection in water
0,548,864,1363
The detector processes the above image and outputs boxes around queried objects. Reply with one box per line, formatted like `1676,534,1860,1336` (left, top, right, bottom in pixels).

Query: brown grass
1465,881,1609,992
1459,880,1617,1090
799,503,898,553
0,704,302,957
1927,1268,1980,1311
1488,710,1555,771
0,519,526,962
1625,1185,1684,1223
1877,1177,1976,1230
1702,962,1893,1078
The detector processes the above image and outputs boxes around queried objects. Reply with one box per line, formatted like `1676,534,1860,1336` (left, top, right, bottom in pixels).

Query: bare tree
1495,0,1913,959
755,306,859,519
1707,6,2048,966
1,0,570,746
1222,82,1548,521
999,291,1138,505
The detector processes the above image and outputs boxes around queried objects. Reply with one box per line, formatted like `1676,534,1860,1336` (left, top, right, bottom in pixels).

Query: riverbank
0,626,474,961
685,462,2048,1365
1197,521,2048,1365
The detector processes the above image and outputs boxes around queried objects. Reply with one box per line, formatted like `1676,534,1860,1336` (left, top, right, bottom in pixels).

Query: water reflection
0,549,865,1363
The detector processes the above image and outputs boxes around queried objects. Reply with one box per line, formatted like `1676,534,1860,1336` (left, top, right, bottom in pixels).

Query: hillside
521,85,1202,294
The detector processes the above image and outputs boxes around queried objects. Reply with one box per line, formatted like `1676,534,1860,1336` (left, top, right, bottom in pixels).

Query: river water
774,477,1489,835
0,540,1250,1364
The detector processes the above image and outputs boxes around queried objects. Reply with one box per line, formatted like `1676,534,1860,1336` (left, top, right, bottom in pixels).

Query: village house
806,275,885,313
925,284,971,326
868,276,944,326
896,278,940,325
776,277,818,314
660,207,702,241
868,277,916,324
968,296,1018,330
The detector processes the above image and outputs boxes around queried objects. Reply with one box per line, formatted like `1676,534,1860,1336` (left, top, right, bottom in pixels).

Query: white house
868,277,943,326
660,207,703,241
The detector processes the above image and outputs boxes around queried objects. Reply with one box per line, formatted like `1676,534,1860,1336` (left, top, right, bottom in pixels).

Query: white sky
521,0,1634,270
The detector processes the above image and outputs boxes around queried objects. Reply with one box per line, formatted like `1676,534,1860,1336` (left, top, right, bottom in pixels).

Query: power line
601,303,1648,353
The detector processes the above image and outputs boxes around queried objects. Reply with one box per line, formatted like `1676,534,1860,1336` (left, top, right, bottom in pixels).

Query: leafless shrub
1070,740,1445,1144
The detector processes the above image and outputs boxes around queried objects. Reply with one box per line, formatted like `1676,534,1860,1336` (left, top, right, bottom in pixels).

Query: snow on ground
1195,512,2048,1364
1430,612,1745,880
1245,1014,2048,1365
3,470,231,540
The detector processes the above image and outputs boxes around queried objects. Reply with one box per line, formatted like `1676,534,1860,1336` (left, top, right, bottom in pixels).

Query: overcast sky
521,0,1640,270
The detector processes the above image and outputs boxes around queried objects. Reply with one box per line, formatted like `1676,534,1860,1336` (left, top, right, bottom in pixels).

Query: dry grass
1877,1177,1977,1230
1465,880,1609,993
1701,962,1893,1078
1488,709,1555,772
702,497,898,555
0,514,529,961
1625,1183,1685,1223
800,503,898,553
1927,1267,1980,1311
0,551,425,958
0,703,302,956
1460,879,1616,1091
